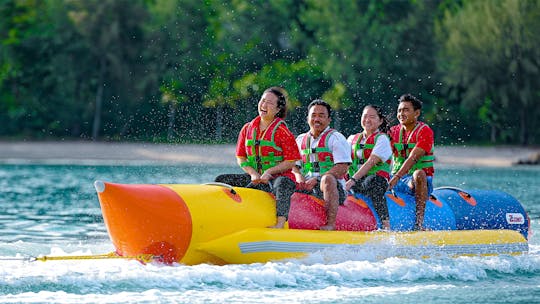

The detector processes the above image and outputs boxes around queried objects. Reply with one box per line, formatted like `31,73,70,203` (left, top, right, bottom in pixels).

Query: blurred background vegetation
1,0,539,145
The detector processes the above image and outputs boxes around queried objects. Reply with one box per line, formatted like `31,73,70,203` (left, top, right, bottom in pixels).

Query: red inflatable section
288,193,378,231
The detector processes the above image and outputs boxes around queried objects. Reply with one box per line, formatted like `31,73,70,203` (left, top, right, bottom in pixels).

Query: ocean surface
0,162,539,303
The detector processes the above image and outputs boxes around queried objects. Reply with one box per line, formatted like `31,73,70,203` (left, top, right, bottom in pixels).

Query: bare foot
414,223,428,231
268,216,286,229
319,224,335,231
381,220,390,231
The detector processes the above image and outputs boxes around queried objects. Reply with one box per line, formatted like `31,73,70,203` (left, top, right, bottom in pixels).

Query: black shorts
311,180,347,205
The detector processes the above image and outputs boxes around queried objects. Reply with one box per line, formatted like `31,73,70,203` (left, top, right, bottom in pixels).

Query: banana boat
94,181,529,265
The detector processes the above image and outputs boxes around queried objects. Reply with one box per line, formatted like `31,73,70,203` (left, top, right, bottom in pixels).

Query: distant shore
0,141,538,167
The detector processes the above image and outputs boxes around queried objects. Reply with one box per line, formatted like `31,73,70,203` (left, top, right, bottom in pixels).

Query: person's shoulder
375,133,391,148
329,129,348,143
276,124,298,143
243,118,257,128
422,121,433,129
419,122,434,134
388,125,400,138
346,133,357,142
275,121,292,132
239,122,251,132
296,132,308,141
389,125,400,132
376,132,391,141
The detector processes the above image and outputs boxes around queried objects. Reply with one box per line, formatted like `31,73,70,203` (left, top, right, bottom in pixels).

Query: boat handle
203,182,237,195
434,186,471,198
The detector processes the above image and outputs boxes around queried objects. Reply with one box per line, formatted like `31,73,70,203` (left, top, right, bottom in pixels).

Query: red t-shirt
389,122,434,176
236,118,300,180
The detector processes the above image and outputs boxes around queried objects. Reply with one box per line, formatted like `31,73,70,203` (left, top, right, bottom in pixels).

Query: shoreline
0,141,538,167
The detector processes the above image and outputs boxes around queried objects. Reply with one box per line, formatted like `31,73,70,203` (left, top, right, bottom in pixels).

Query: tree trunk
92,56,106,140
333,111,341,131
519,107,528,146
167,102,176,141
215,106,223,141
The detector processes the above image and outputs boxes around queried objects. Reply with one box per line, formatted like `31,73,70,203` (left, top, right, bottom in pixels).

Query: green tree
436,0,540,145
144,0,216,142
0,0,93,138
295,0,442,136
67,0,151,140
223,59,331,134
202,0,309,140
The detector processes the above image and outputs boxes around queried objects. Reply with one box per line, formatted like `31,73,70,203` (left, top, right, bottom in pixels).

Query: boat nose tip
94,180,106,193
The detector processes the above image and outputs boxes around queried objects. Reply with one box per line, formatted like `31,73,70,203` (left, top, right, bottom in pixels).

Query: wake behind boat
94,181,529,265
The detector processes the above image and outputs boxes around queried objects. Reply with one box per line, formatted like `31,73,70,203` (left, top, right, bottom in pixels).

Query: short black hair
398,94,422,111
308,99,332,117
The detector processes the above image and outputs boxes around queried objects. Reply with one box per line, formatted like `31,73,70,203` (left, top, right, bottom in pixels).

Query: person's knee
412,170,426,182
274,176,295,189
320,174,337,192
214,174,225,182
374,176,389,191
412,170,428,189
365,175,387,193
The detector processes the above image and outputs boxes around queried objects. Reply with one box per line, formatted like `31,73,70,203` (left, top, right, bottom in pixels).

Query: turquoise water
0,163,539,303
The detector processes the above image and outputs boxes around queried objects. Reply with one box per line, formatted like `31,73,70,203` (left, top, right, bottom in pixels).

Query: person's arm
235,123,261,181
259,126,300,183
353,154,382,177
292,164,305,183
324,163,350,179
260,160,296,182
325,132,351,179
388,126,432,189
237,156,261,181
392,146,425,178
352,135,391,178
388,146,426,189
346,154,382,190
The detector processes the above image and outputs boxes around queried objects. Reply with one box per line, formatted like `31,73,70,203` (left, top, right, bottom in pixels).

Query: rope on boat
0,252,156,263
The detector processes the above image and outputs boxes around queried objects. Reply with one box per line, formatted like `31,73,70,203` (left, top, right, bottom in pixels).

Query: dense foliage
1,0,539,145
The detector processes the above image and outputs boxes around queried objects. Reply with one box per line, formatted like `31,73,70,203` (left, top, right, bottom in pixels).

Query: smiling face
397,101,419,128
361,106,383,135
258,92,280,121
308,104,331,137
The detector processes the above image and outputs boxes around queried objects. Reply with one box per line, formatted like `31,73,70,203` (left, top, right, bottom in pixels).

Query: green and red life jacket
349,131,391,180
392,122,434,175
299,128,336,176
243,117,286,174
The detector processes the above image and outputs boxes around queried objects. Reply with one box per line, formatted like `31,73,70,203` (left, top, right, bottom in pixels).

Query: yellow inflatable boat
94,181,529,265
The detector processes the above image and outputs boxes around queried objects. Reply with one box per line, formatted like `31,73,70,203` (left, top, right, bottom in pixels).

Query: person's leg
412,170,428,230
247,182,272,192
353,175,390,229
426,176,434,195
214,173,251,187
268,176,296,228
319,174,339,231
367,175,390,229
392,175,414,195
